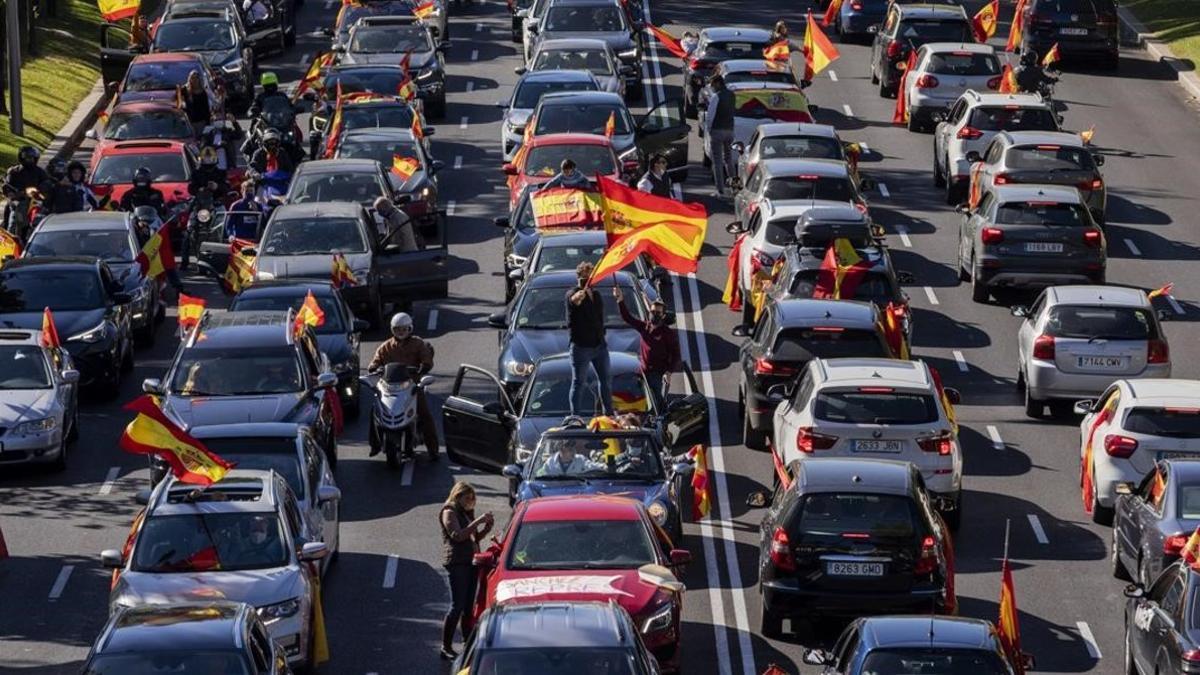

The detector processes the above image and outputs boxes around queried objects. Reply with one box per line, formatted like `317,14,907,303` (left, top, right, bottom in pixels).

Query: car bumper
64,339,122,387
975,256,1104,289
909,94,957,115
1026,32,1118,58
263,611,309,667
1027,360,1171,401
763,578,948,618
0,428,65,465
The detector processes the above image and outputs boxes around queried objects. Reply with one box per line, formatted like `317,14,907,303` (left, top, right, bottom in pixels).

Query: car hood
114,566,304,608
519,480,665,504
539,32,634,52
162,393,315,428
0,308,107,339
0,388,58,426
255,252,373,281
491,568,666,614
316,335,355,366
515,416,564,450
504,328,639,371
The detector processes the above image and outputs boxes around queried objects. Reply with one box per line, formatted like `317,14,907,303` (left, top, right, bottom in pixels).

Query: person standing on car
367,313,439,457
637,153,682,200
438,481,493,660
181,71,212,137
373,196,421,251
613,286,681,398
567,261,615,418
540,158,590,190
704,74,736,198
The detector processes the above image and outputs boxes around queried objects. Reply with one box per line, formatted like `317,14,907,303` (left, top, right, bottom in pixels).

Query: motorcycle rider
189,147,229,199
44,159,102,214
226,182,264,240
250,72,291,118
367,313,439,459
41,159,73,215
1015,48,1058,96
119,167,167,215
66,161,103,211
133,205,185,293
249,129,297,176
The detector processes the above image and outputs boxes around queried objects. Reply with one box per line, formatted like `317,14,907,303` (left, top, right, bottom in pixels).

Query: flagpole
1003,518,1011,564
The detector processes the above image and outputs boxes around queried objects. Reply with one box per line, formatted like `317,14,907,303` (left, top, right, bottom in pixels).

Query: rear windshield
1006,145,1095,171
759,136,843,161
724,70,796,85
1037,0,1112,16
544,5,627,32
789,270,897,305
1124,408,1200,438
862,649,1010,674
968,107,1058,132
700,41,770,59
1180,487,1200,519
773,328,888,362
765,218,797,246
896,20,972,44
535,103,632,136
928,52,999,75
533,49,613,77
230,294,346,334
1044,306,1155,340
525,144,615,177
85,652,250,675
341,105,415,131
763,176,853,202
814,390,940,424
995,202,1089,226
797,493,918,542
514,79,598,108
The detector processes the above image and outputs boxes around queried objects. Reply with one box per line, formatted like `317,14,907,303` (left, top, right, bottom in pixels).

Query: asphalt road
4,0,1200,671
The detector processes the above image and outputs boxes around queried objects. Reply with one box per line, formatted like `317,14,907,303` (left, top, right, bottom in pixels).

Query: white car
497,69,600,161
770,357,963,528
1076,379,1200,523
902,42,1001,132
0,330,79,470
733,122,851,185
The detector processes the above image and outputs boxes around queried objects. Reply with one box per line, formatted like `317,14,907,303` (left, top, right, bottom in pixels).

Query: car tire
50,436,68,472
878,79,891,97
1023,376,1044,419
427,96,447,120
1111,528,1131,580
1092,484,1115,525
1104,52,1120,71
741,392,767,451
943,495,962,531
759,602,784,640
944,173,961,205
970,256,989,303
870,63,879,84
1049,400,1074,418
684,102,697,119
906,110,921,132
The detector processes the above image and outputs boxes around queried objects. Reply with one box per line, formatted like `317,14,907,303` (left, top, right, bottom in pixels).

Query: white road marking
48,565,74,600
828,70,838,82
401,460,414,486
1168,295,1185,315
842,103,853,117
923,286,939,305
466,80,475,93
1028,514,1049,544
447,200,457,217
98,466,120,496
878,182,890,198
987,425,1004,449
475,22,483,32
952,350,968,372
459,116,469,129
427,309,439,331
383,555,399,588
896,225,912,247
453,155,463,169
470,49,479,61
1077,621,1102,658
859,142,870,154
1124,238,1141,256
299,52,311,67
324,0,334,8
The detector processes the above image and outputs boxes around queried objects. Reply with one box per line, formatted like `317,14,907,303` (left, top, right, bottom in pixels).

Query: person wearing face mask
612,286,681,398
367,312,439,457
636,153,682,200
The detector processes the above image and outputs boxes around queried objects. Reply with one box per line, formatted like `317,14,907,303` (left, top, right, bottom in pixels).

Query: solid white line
475,22,483,31
459,116,469,129
98,466,120,496
923,286,939,305
383,555,399,588
1027,514,1049,544
987,425,1003,449
1077,621,1102,658
896,225,912,247
842,103,853,117
1124,238,1141,256
48,565,74,600
453,155,463,169
878,182,890,198
828,70,838,82
401,460,414,486
427,309,439,331
1168,295,1185,315
952,350,968,372
470,49,479,61
447,200,457,217
466,81,475,93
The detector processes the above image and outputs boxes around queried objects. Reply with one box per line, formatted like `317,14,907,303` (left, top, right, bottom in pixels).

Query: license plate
1060,27,1088,35
853,439,903,453
827,561,885,576
1025,242,1064,253
1077,355,1127,369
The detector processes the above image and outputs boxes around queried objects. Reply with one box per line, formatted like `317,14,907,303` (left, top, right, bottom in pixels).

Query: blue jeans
569,344,614,417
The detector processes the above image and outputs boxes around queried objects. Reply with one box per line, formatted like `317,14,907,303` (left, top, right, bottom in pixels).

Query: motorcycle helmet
133,166,153,188
133,205,158,228
199,146,220,166
390,312,413,338
67,161,87,183
1020,48,1038,66
17,145,40,168
262,128,281,149
260,71,279,94
47,158,67,180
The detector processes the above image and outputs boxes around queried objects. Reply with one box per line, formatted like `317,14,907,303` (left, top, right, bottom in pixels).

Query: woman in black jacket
439,482,493,659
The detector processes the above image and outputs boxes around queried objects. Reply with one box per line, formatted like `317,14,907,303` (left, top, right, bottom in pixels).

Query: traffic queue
0,0,1197,667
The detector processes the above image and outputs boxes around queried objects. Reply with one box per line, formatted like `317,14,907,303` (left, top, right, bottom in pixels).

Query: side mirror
1114,481,1134,496
142,378,164,394
321,27,334,37
731,324,750,338
672,461,694,476
1010,305,1029,318
299,541,329,561
493,216,511,228
896,270,915,284
61,369,80,384
527,24,538,34
1157,308,1173,322
943,387,961,405
85,128,98,140
620,65,637,76
134,488,151,506
867,24,879,33
1056,113,1065,124
965,151,982,163
508,268,525,281
419,375,435,387
100,549,124,569
1073,399,1096,415
896,60,908,72
668,549,692,566
431,160,445,174
955,204,971,215
352,318,370,333
1093,154,1105,166
316,372,338,389
474,551,498,567
859,176,878,192
501,463,523,478
745,490,769,508
725,220,746,235
487,311,508,329
502,163,518,176
317,485,342,504
332,45,346,53
803,649,833,666
514,66,527,75
765,383,790,403
930,111,946,123
438,41,451,52
731,141,745,154
1123,583,1145,599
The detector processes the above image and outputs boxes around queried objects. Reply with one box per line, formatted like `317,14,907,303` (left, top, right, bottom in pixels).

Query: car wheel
943,495,962,531
759,602,784,640
67,410,79,443
50,435,68,472
1111,528,1131,580
1092,483,1115,525
684,101,697,119
906,109,921,132
870,62,879,84
742,398,767,451
1023,376,1044,419
427,95,447,120
1104,52,1120,71
944,172,961,205
1049,400,1074,418
970,255,989,303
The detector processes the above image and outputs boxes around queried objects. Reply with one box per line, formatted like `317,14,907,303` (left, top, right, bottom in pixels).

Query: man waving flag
120,395,235,486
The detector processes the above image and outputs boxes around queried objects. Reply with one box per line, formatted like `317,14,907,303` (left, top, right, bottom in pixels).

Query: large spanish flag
119,395,235,486
998,63,1019,93
596,174,706,241
98,0,139,22
803,11,839,78
322,82,345,159
531,187,605,228
723,234,745,310
292,52,333,103
822,0,844,27
391,155,420,182
763,41,790,63
881,302,910,359
588,219,705,285
997,557,1025,674
893,50,918,124
223,238,256,294
1082,390,1120,513
645,23,688,60
178,294,205,332
1006,0,1028,52
136,222,176,279
412,0,436,18
331,252,360,288
972,0,999,43
813,238,871,299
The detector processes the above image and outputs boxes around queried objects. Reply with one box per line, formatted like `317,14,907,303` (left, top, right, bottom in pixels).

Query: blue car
1113,459,1200,587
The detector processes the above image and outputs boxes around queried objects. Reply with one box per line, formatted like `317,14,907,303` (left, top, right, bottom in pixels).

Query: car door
737,129,760,183
375,208,450,303
1115,469,1155,576
303,434,338,555
659,364,708,450
636,100,690,172
937,99,965,164
1131,565,1180,671
442,365,516,471
100,24,136,86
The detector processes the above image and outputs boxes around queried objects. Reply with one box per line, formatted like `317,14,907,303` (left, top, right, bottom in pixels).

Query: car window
995,202,1089,226
0,269,106,311
507,519,655,569
0,345,53,390
763,176,853,202
813,389,940,424
339,104,416,130
103,110,194,141
154,20,236,50
350,24,432,52
763,218,797,246
93,153,188,184
524,369,650,417
530,433,664,479
969,107,1058,132
791,370,815,408
1006,145,1095,171
288,172,386,207
723,69,796,85
512,281,642,329
475,648,638,675
927,52,999,75
896,19,970,44
544,5,626,32
1043,306,1154,340
231,294,347,334
281,490,304,541
124,60,196,91
759,136,843,161
1125,408,1200,439
794,493,919,543
752,308,775,344
513,79,598,108
772,327,889,362
861,649,1010,674
337,137,424,170
745,168,764,194
304,437,324,498
1148,565,1179,600
260,217,369,254
26,229,137,262
84,652,251,674
169,345,304,396
132,513,287,572
1162,576,1186,616
533,49,614,76
1039,0,1108,16
789,270,896,305
534,243,607,273
525,144,616,177
832,625,859,669
698,40,769,59
535,103,632,136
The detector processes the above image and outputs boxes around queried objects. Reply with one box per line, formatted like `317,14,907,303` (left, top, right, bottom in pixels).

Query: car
488,269,658,392
102,469,329,669
1123,556,1200,675
869,4,973,97
1114,459,1200,586
524,38,627,99
87,102,195,169
150,8,256,113
1013,285,1171,419
308,66,430,156
0,329,79,470
472,496,691,669
159,0,297,52
0,257,134,397
101,52,225,115
499,69,600,161
958,185,1106,303
683,26,774,117
442,352,709,472
747,457,957,637
771,358,964,525
503,132,629,209
732,158,867,235
711,59,804,91
733,122,853,186
900,43,1002,132
1019,0,1119,70
338,16,449,118
1078,379,1200,522
530,91,689,174
229,280,370,414
89,140,197,211
284,157,394,209
829,0,889,42
81,602,292,674
253,202,448,324
702,83,815,158
966,130,1107,224
326,0,444,48
737,299,894,450
526,0,642,97
144,310,340,462
932,90,1060,204
453,601,663,675
804,615,1028,674
333,126,444,229
509,228,667,301
508,0,535,41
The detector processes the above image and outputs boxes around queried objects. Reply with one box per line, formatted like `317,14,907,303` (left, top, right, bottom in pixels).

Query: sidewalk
1119,1,1200,101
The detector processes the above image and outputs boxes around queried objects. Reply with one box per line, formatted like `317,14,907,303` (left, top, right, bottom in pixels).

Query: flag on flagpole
1148,282,1174,299
412,0,436,18
604,111,616,138
1006,0,1028,52
998,63,1019,93
813,238,871,299
763,41,790,62
119,395,235,486
1082,392,1121,513
391,155,420,181
41,307,62,349
292,52,333,102
331,253,360,288
411,113,425,141
136,221,176,279
323,82,345,158
723,234,746,310
972,0,999,43
223,238,256,294
1042,43,1061,67
803,11,840,78
530,187,605,228
97,0,139,21
881,302,910,359
178,294,205,332
0,228,21,259
294,290,326,335
997,556,1025,675
689,444,711,519
1080,125,1096,144
892,50,918,123
596,174,707,241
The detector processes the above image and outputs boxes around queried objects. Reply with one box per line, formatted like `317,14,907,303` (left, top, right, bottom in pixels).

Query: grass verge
1124,0,1200,68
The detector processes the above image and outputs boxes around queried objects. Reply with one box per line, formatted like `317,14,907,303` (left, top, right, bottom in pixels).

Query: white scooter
362,363,436,469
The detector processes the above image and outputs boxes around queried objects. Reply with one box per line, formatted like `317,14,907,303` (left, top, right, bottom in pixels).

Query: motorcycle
199,117,244,171
243,100,306,163
185,190,230,270
2,187,43,246
361,364,437,469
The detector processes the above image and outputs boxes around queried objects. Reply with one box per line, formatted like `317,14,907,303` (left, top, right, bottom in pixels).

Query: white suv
769,357,964,528
1076,378,1200,524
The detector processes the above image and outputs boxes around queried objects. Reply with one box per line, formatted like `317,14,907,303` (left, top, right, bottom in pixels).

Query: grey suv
966,130,1107,224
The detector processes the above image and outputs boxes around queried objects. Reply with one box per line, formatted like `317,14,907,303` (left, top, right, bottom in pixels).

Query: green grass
1124,0,1200,68
0,0,105,166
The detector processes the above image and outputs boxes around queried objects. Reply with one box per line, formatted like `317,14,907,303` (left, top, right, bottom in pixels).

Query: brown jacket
368,335,434,373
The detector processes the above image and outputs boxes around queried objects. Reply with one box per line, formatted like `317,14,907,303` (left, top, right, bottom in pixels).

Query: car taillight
981,227,1004,245
769,527,796,572
918,431,954,456
1083,229,1103,247
1148,338,1170,364
796,426,838,453
1164,533,1189,555
1078,178,1103,191
755,357,797,377
887,42,903,59
993,173,1012,185
986,76,1001,90
850,0,863,8
914,535,938,576
956,126,983,140
1032,334,1055,360
915,74,939,88
1103,434,1138,458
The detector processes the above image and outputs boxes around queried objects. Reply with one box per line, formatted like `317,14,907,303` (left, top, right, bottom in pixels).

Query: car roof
36,212,131,231
796,458,915,495
153,469,283,515
539,90,625,105
896,4,968,18
1125,379,1200,401
0,329,44,346
2,256,100,271
1046,284,1149,307
962,90,1049,108
341,126,418,143
187,310,293,349
538,229,606,246
482,602,633,649
536,37,612,50
858,615,996,649
525,270,634,288
187,423,304,440
546,0,622,7
520,495,643,522
772,298,878,326
990,184,1084,204
99,602,248,654
759,158,850,178
527,132,613,148
919,42,994,54
158,14,233,25
294,158,380,174
271,202,365,219
536,351,640,374
520,68,600,83
101,140,189,156
812,357,932,387
725,81,804,93
110,101,190,114
701,26,773,41
755,122,840,139
998,130,1086,146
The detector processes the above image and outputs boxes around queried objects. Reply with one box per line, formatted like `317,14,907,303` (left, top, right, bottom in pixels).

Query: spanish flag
645,23,688,60
968,162,985,209
972,0,999,43
803,11,839,77
822,0,844,27
1182,527,1200,565
97,0,139,22
1006,0,1028,52
723,234,745,311
930,365,957,433
997,557,1025,674
588,415,623,457
293,52,333,103
1082,391,1121,513
397,76,417,102
412,0,436,18
399,50,412,76
411,112,425,141
689,444,711,520
1148,282,1174,299
322,82,345,159
331,252,359,288
588,220,704,285
604,110,616,138
136,221,176,279
596,174,707,241
223,238,256,294
119,395,235,486
309,574,330,665
998,63,1019,93
762,40,790,63
813,238,871,299
178,294,205,332
294,290,326,335
881,302,910,359
41,307,61,349
612,390,649,413
391,155,420,181
0,227,21,260
1042,43,1061,67
531,187,605,228
893,50,918,124
1080,125,1096,145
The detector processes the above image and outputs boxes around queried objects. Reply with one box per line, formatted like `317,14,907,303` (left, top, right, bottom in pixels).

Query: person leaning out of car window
439,481,493,660
373,196,422,251
613,285,681,398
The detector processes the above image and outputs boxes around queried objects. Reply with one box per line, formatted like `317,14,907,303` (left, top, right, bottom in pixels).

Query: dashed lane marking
475,22,483,31
987,425,1003,449
923,286,939,305
828,70,838,82
427,309,439,332
299,52,311,66
1028,514,1049,544
98,466,120,496
401,459,414,486
878,182,890,198
952,350,968,372
453,155,463,169
383,555,399,588
447,200,457,217
896,225,912,247
466,81,475,92
323,0,334,8
1124,238,1141,256
470,49,479,61
459,116,469,130
842,104,853,117
1077,621,1102,658
48,565,74,601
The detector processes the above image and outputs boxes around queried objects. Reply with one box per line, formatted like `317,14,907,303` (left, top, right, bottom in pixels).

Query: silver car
499,69,600,161
1014,285,1172,419
903,43,1001,132
733,122,850,185
0,330,79,470
524,38,625,97
103,469,330,668
967,130,1108,224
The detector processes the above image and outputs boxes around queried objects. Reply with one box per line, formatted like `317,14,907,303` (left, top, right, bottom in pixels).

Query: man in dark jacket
3,146,52,194
566,261,614,417
119,167,166,215
703,74,736,197
613,286,681,397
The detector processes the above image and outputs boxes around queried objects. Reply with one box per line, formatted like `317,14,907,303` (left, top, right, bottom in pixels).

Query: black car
747,457,956,637
870,4,973,97
307,70,430,158
162,0,297,51
1020,0,1120,70
1124,558,1200,675
229,280,369,415
339,16,449,118
82,602,292,674
1113,460,1200,587
334,126,444,229
736,298,892,450
805,615,1028,674
0,257,134,397
683,27,774,118
453,602,660,674
151,9,257,113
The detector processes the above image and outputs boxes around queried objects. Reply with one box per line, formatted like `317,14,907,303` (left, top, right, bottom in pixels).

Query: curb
43,77,109,165
1117,7,1200,101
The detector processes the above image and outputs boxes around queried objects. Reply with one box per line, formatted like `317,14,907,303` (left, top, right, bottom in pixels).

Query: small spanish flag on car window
294,290,326,335
391,155,420,181
178,294,205,332
604,110,616,138
412,0,436,18
41,307,61,349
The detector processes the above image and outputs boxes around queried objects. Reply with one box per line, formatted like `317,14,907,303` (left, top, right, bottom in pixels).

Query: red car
502,133,634,210
107,52,226,119
473,496,691,670
89,102,195,169
89,140,196,209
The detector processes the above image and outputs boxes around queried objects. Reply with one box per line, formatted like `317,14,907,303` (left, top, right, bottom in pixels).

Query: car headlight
515,446,533,463
421,186,432,199
333,360,357,374
506,360,534,377
256,270,275,281
68,322,109,344
196,208,213,224
258,597,301,622
618,48,639,60
647,501,668,526
14,417,57,435
641,602,673,634
416,66,437,80
221,60,243,74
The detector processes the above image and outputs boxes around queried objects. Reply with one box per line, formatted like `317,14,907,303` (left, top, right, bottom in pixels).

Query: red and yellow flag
1148,282,1174,299
0,228,21,260
531,187,605,228
972,0,999,43
331,252,359,288
323,82,346,159
723,234,745,311
882,302,910,360
803,11,839,78
293,290,326,336
1080,125,1096,145
1006,0,1028,52
1042,43,1061,67
645,23,688,60
813,238,871,299
41,307,61,349
822,0,845,27
399,50,412,76
589,219,705,285
597,174,707,241
1082,391,1121,513
293,52,333,103
612,391,649,413
998,63,1019,93
178,294,205,332
119,395,235,486
997,557,1025,675
223,238,256,294
689,444,711,520
893,50,918,124
968,162,985,209
309,575,331,665
411,113,425,141
391,155,420,181
604,111,616,139
412,0,436,18
97,0,138,23
397,76,417,102
763,41,790,63
136,222,176,279
1182,527,1200,566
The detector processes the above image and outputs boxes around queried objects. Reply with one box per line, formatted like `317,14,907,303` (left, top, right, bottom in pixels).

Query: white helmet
390,312,414,332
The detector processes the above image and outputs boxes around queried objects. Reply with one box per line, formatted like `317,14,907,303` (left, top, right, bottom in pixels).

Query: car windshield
524,370,651,416
814,390,939,424
337,137,422,168
1007,145,1095,171
84,652,250,675
200,441,305,498
475,648,637,674
525,144,615,177
1044,305,1154,340
508,519,654,569
700,40,770,59
0,345,51,389
341,105,416,130
289,172,384,206
789,270,896,305
533,242,607,273
154,21,235,50
513,282,642,329
169,345,303,395
0,269,106,311
759,136,843,161
797,493,918,543
350,25,432,53
25,229,135,262
897,20,972,45
1124,408,1200,438
124,61,196,91
92,154,188,184
544,5,626,31
324,72,409,100
103,110,193,141
231,294,346,333
927,51,999,75
132,513,288,572
773,328,888,362
724,69,796,85
995,202,1089,226
763,176,853,202
534,49,614,76
530,433,664,479
514,79,598,108
969,106,1058,131
260,217,368,255
861,649,1010,674
536,103,632,136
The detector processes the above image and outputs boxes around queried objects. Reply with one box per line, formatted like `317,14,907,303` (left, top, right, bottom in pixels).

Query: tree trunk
25,0,37,58
0,1,8,117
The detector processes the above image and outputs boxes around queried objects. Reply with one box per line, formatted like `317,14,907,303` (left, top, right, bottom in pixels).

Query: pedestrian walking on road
613,285,681,398
439,481,493,660
567,261,615,417
704,74,736,197
637,152,682,200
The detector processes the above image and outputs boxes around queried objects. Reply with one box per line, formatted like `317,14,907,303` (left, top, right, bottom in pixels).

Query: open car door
443,365,515,472
659,363,708,450
636,99,690,173
376,211,449,304
196,210,264,277
100,24,136,88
